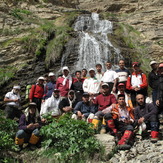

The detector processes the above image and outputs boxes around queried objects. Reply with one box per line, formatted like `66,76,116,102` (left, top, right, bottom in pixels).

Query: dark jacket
134,103,157,122
74,101,97,118
157,74,163,102
148,70,159,90
59,98,78,112
18,108,41,133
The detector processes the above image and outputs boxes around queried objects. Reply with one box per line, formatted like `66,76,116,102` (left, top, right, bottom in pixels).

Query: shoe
117,144,131,150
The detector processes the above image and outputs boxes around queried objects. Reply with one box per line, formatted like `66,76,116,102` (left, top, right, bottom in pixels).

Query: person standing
56,66,72,98
126,62,148,107
95,64,104,82
115,59,130,85
72,71,84,101
29,77,45,112
101,61,118,93
83,68,100,96
148,61,159,105
4,85,22,119
156,63,163,115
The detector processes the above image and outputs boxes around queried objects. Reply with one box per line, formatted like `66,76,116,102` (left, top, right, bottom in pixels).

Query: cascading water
73,13,122,70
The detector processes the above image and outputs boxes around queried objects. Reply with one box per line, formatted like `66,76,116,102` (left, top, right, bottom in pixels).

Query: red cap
132,62,140,67
118,83,125,87
159,63,163,68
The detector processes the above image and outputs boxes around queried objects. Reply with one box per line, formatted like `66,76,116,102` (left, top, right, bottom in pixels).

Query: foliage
0,67,16,86
0,110,17,152
40,114,104,162
11,8,32,20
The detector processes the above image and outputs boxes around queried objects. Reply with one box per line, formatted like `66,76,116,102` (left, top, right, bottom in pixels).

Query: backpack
25,84,36,100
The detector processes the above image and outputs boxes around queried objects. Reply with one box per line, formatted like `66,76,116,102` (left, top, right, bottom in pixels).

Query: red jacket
29,84,44,100
94,94,117,111
56,77,72,97
126,72,148,90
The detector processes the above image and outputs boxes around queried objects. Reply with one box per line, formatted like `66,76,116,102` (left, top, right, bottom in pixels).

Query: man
115,59,130,85
113,83,133,108
156,63,163,115
83,68,100,96
29,76,45,112
72,93,97,121
43,72,56,101
72,71,84,101
40,89,61,118
15,102,41,151
92,83,116,131
81,68,87,79
4,85,22,119
56,66,72,98
101,61,118,93
126,62,148,107
59,90,78,113
95,64,104,82
134,94,159,142
148,61,159,105
104,94,134,150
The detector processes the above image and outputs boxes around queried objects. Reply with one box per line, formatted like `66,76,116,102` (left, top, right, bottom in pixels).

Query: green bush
40,114,104,162
0,110,17,151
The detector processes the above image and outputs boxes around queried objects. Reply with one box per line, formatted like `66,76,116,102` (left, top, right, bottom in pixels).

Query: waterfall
74,13,122,71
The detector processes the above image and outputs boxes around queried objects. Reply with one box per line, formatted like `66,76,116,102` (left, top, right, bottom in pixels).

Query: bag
25,85,36,100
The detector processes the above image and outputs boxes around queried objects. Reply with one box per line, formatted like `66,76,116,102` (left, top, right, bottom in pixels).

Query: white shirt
83,77,100,94
95,72,103,82
101,69,118,83
5,90,20,106
40,94,61,116
131,74,143,87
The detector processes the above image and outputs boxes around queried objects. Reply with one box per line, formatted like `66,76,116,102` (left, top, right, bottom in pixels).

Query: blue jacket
74,101,97,118
43,81,56,100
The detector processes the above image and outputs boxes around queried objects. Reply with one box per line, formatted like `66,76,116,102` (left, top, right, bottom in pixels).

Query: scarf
62,75,72,89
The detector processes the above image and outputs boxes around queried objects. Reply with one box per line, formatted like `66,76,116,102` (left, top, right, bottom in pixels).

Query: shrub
40,114,104,162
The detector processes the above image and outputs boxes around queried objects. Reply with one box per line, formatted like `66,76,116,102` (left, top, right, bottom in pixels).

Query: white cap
88,68,95,72
150,61,157,66
13,85,21,89
62,66,70,72
37,76,45,81
48,72,55,77
101,83,109,88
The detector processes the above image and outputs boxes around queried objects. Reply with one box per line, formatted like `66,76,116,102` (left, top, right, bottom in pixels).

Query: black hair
82,68,87,72
117,94,125,99
75,71,81,75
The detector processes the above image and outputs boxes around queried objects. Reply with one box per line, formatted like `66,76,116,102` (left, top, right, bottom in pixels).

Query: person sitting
72,93,97,121
104,94,134,150
91,83,117,132
113,83,133,108
15,102,41,151
59,90,78,114
40,89,61,119
134,94,159,142
4,85,22,119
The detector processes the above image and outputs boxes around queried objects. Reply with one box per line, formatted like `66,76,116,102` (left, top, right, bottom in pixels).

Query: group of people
3,59,163,151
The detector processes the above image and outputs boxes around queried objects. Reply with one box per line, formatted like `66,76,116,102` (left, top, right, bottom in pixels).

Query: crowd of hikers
3,60,163,151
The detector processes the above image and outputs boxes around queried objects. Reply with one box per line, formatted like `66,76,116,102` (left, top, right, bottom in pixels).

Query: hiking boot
100,127,106,134
117,144,131,150
150,131,159,143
